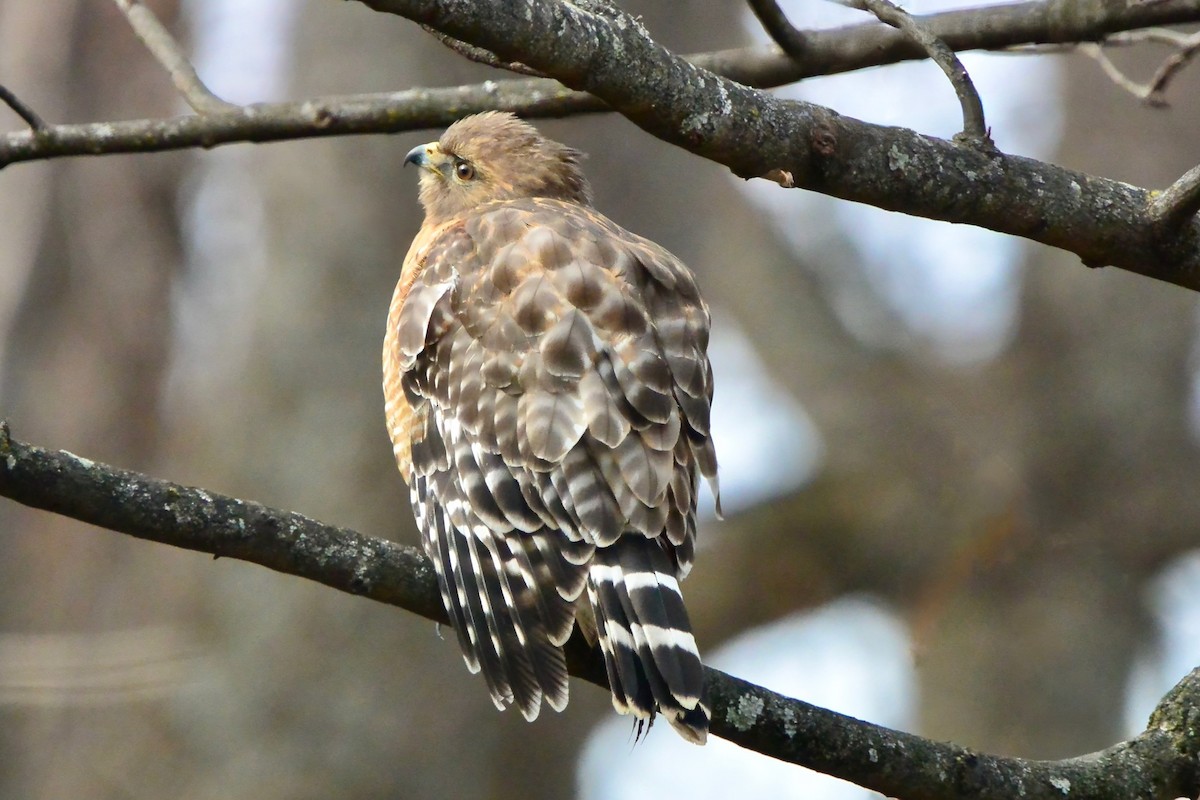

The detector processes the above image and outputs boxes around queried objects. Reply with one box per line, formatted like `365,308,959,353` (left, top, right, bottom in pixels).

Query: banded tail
587,536,709,744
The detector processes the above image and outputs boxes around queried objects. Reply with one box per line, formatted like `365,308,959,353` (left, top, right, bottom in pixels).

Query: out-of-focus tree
2,1,1200,798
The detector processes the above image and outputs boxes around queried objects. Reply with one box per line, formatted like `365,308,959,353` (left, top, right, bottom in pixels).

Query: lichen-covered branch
3,0,1199,172
358,0,1200,292
0,421,446,621
421,26,546,76
2,424,1199,799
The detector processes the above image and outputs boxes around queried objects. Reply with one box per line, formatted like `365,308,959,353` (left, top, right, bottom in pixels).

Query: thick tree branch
2,424,1200,799
1,2,1193,287
355,0,1200,292
420,26,546,76
2,0,1198,169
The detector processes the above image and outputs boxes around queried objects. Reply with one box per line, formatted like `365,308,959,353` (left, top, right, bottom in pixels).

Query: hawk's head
405,112,593,223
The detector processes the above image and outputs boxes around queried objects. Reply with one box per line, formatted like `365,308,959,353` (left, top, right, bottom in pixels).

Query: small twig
421,26,546,77
839,0,989,146
1107,27,1200,48
1081,43,1150,96
0,83,47,131
746,0,810,62
111,0,237,114
1019,27,1200,55
1080,30,1200,107
1143,30,1200,106
1149,164,1200,230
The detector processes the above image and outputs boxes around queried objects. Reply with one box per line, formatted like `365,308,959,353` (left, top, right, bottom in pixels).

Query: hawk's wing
387,197,717,721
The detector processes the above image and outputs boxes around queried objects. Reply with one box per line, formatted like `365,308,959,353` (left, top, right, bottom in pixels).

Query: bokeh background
1,1,1199,797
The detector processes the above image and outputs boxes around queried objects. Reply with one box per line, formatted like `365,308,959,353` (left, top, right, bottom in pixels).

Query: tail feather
588,537,708,744
588,570,652,715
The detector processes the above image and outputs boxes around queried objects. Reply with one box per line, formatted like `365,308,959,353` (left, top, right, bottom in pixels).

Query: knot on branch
810,123,837,157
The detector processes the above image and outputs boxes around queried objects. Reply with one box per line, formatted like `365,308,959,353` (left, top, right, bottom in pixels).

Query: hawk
383,112,718,743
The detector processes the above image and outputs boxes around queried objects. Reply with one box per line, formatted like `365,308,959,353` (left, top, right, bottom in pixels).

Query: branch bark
2,0,1199,166
352,0,1200,293
2,424,1200,799
0,423,1197,798
0,1,1195,287
1150,164,1200,230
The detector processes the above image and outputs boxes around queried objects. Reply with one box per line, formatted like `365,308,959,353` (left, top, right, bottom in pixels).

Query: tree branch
1142,28,1200,104
356,0,1200,293
112,0,237,114
0,83,601,170
1,0,1196,167
842,0,989,144
420,25,546,76
2,423,1199,799
1,2,1193,288
0,83,47,131
1083,27,1200,106
1150,164,1200,230
746,0,809,62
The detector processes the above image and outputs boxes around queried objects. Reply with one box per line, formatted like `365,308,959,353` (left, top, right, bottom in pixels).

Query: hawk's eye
454,161,476,181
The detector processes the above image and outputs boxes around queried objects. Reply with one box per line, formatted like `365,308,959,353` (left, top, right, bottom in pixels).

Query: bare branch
1081,28,1200,106
2,424,1200,799
112,0,237,114
359,0,1200,292
420,26,546,76
1,0,1199,290
0,83,603,170
1081,42,1154,95
841,0,989,144
3,0,1198,163
691,0,1200,87
1150,165,1200,230
1106,26,1200,47
0,83,47,131
1143,28,1200,104
747,0,809,62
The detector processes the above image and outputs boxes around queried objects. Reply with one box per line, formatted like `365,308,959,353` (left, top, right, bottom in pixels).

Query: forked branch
1082,27,1200,106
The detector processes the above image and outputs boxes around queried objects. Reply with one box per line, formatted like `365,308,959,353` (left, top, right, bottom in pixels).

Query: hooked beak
405,142,439,170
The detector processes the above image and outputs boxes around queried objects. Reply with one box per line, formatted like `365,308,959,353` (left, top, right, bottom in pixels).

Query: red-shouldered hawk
383,112,718,743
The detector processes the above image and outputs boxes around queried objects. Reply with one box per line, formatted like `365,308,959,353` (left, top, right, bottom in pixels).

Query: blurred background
1,0,1199,797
